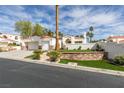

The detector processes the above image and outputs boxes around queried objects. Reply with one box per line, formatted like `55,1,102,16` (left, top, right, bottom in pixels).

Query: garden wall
99,42,124,59
61,52,105,60
65,43,96,50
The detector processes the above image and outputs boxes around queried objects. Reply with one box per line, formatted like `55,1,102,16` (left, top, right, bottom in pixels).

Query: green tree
33,23,44,36
15,21,32,39
87,26,94,43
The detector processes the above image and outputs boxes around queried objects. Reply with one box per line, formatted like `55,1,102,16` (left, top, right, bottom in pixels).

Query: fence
65,43,96,50
99,42,124,59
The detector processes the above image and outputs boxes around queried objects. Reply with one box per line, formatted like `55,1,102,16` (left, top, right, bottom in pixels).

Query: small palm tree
47,31,54,37
87,26,94,43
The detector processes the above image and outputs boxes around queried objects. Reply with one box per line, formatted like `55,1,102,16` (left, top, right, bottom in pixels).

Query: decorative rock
68,62,78,66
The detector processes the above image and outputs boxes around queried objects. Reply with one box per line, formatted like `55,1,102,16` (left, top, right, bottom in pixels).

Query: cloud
90,13,118,25
0,6,32,20
59,5,124,39
0,5,124,39
0,5,56,34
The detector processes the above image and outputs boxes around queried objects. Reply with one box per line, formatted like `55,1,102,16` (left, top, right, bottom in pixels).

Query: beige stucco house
107,36,124,43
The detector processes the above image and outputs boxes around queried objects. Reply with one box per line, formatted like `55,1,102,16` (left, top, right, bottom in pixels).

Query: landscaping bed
60,59,124,71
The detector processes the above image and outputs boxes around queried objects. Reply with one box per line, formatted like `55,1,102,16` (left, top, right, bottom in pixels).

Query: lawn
60,49,94,52
60,59,124,71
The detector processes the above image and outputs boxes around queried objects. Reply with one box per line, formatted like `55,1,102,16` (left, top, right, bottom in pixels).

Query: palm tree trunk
55,5,60,50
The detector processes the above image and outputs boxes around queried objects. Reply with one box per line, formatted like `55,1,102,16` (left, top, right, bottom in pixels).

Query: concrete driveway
0,50,32,59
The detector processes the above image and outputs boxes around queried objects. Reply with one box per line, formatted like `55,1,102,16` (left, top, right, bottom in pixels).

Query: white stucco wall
50,38,62,48
12,46,21,50
27,42,39,50
65,43,96,50
100,42,124,59
31,36,41,42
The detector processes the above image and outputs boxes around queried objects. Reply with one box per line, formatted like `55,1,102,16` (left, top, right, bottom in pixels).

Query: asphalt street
0,58,124,88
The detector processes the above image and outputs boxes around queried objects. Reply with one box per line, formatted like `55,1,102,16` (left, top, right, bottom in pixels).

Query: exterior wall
61,52,105,60
110,38,124,43
62,36,84,45
26,42,39,50
0,42,8,47
22,37,62,50
11,46,21,50
0,34,21,42
107,36,124,43
40,41,50,50
65,43,96,50
99,42,124,59
31,36,41,42
50,38,62,49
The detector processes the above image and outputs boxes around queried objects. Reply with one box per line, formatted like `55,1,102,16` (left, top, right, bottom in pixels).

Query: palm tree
89,26,93,32
59,32,63,38
87,26,94,43
55,5,60,50
47,31,54,37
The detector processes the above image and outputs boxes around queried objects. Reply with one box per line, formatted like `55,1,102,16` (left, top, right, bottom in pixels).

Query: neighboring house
0,33,21,45
0,33,22,51
107,36,124,43
0,33,62,51
62,36,84,45
0,38,8,47
22,36,62,51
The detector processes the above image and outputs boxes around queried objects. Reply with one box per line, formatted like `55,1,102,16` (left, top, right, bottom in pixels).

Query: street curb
1,57,124,77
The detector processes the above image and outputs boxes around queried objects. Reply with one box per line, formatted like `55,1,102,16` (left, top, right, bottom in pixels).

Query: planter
47,51,61,62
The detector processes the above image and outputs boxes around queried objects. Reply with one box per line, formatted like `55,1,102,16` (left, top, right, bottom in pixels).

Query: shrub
87,48,90,50
0,48,3,52
96,44,104,51
47,51,61,62
25,49,43,60
32,49,43,60
8,43,17,46
114,56,124,65
77,46,82,50
73,49,76,50
33,49,42,54
32,53,40,60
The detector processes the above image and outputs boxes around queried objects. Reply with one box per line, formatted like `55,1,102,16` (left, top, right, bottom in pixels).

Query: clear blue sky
0,5,124,39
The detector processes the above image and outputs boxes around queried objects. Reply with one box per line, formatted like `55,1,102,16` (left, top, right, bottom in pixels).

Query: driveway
0,50,32,59
0,58,124,88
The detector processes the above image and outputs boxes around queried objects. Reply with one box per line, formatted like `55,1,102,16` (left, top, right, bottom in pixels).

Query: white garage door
42,44,49,51
28,42,38,50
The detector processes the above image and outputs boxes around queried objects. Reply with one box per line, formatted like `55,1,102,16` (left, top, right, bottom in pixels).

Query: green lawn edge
59,59,124,71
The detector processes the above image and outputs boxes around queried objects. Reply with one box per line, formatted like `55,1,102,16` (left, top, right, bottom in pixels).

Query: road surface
0,58,124,88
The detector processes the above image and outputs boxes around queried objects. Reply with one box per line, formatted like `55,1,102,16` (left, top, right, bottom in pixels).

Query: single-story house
22,36,62,51
107,36,124,43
